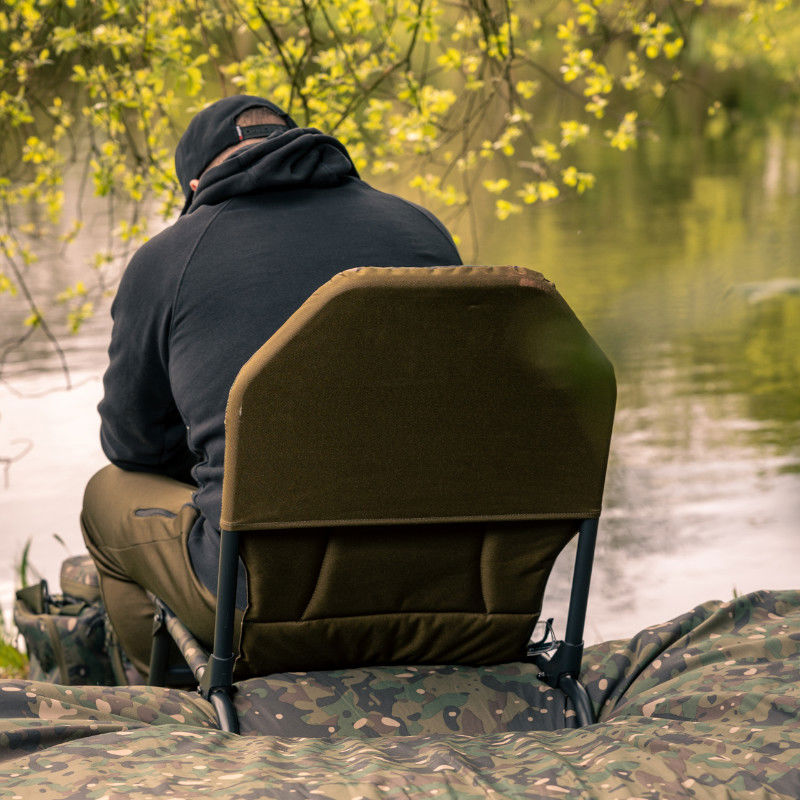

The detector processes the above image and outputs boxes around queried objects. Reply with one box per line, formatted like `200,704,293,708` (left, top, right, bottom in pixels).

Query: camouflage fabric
59,555,101,604
0,680,216,761
584,588,800,726
0,590,798,799
234,662,574,737
14,556,130,687
13,592,117,686
0,716,798,798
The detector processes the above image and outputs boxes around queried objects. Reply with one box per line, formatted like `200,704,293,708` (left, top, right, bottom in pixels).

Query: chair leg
210,690,239,734
148,604,170,686
528,517,599,728
198,529,241,733
558,673,595,726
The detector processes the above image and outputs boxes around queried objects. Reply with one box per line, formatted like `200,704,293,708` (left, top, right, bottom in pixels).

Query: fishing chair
148,266,616,733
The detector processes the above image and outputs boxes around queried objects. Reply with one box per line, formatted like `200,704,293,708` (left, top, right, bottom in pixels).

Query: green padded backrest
219,266,616,677
221,266,616,531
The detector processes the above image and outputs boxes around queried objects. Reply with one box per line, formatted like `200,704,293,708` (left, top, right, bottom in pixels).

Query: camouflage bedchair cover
0,589,798,799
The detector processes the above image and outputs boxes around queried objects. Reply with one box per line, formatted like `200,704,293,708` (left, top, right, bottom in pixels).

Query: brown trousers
80,464,220,678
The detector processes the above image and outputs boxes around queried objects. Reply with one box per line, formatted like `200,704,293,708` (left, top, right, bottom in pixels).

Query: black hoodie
98,128,462,598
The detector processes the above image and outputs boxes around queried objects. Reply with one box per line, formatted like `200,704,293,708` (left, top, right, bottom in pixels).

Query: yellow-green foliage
0,636,27,680
0,0,795,354
699,0,800,81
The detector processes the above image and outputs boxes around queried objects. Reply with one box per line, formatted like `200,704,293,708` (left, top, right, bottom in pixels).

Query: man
81,95,462,677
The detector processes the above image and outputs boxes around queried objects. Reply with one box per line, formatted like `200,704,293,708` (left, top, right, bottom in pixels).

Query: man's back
98,126,461,594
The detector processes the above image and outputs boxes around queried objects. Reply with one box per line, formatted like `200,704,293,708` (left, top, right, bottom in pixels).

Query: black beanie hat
175,95,298,214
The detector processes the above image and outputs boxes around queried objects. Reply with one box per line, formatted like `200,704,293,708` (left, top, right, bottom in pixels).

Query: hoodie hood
183,127,360,215
175,95,299,214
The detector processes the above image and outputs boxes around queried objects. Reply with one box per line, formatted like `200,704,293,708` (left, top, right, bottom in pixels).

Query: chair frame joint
199,653,237,699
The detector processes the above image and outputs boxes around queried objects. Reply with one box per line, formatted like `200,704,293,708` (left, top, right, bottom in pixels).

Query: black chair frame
149,516,600,734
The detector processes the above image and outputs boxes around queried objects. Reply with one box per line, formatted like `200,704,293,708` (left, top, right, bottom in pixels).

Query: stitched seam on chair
247,610,535,623
299,533,331,621
223,510,601,530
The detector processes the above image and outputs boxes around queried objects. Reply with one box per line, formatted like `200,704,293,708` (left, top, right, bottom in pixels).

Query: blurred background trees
0,0,796,379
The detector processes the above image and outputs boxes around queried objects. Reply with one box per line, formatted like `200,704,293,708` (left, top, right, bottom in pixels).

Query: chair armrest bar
148,594,210,684
164,609,209,681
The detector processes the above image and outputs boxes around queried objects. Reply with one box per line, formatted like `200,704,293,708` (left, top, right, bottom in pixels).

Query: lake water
1,126,799,644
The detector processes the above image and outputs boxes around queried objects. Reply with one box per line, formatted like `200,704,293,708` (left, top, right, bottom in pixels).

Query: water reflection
480,128,800,640
1,126,799,641
0,169,135,379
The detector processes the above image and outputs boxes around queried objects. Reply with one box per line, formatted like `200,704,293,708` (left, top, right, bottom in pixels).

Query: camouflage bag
13,555,127,686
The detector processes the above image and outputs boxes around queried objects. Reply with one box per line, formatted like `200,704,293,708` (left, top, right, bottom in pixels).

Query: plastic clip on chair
148,266,616,734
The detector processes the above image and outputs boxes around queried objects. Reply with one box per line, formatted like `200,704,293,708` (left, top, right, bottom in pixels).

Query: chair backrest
220,266,616,679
